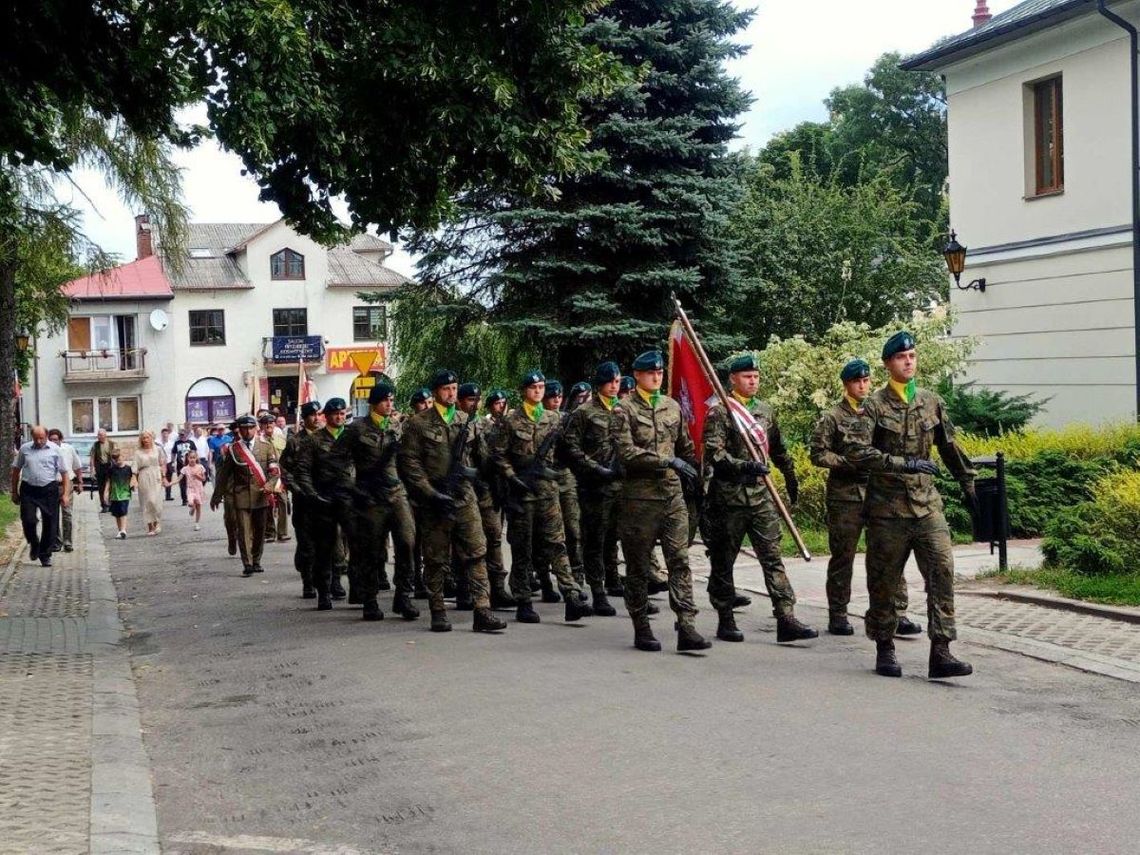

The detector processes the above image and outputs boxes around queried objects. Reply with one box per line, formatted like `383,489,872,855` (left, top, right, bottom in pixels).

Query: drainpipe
1098,0,1140,421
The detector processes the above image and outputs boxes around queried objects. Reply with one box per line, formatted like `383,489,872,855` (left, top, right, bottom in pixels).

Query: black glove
429,491,456,514
595,465,618,483
509,475,535,495
903,457,940,476
668,458,698,481
742,460,770,477
961,483,981,519
783,470,799,506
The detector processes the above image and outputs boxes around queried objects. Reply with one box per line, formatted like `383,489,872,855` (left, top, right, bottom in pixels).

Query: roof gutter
1097,0,1140,421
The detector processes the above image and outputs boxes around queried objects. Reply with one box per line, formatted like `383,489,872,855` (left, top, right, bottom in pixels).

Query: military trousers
507,490,582,603
705,496,796,617
864,512,957,642
272,496,289,540
223,499,238,553
309,500,351,595
235,505,269,569
419,500,490,613
557,477,583,580
580,486,620,591
825,501,908,618
617,491,698,625
291,494,316,585
354,495,416,601
478,492,506,587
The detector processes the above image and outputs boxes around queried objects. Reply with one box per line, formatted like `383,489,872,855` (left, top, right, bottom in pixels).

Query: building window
352,305,387,341
1033,77,1063,195
270,248,305,280
69,396,140,435
188,310,226,345
272,308,308,337
185,377,236,424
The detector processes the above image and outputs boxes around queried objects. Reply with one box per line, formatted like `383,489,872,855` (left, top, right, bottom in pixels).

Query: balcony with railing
61,348,148,382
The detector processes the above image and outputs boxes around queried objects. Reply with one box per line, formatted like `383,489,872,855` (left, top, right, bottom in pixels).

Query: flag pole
296,361,305,431
671,293,811,561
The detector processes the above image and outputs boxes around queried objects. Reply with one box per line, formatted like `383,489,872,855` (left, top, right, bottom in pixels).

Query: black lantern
15,331,29,352
942,230,986,292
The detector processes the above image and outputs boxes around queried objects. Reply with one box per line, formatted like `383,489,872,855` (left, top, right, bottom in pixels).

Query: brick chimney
135,213,153,259
973,1,992,28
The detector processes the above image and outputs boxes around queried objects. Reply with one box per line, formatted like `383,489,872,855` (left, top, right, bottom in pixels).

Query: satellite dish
149,309,169,331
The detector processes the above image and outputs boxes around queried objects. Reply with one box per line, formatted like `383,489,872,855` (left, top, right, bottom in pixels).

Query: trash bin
970,453,1009,570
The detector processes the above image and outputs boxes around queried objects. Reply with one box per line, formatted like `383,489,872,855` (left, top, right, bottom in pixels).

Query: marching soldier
397,370,507,633
810,360,920,636
259,412,290,542
703,354,817,644
567,381,592,412
541,381,585,591
211,415,279,577
490,370,592,624
279,401,322,598
456,383,514,609
485,389,508,422
846,331,976,679
614,351,709,652
563,360,623,617
408,387,433,598
409,388,432,413
290,398,353,610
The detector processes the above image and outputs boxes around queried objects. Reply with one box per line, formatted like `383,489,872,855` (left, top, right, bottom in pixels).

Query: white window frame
67,395,142,437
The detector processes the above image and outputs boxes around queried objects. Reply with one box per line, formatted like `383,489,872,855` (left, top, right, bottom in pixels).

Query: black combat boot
430,610,452,632
828,615,854,636
301,583,316,599
875,639,902,677
633,619,661,652
362,598,384,621
605,572,625,598
473,607,507,632
896,615,923,636
317,592,333,611
646,601,660,615
378,570,392,592
392,593,420,620
716,610,744,642
490,582,515,610
929,640,973,679
565,595,593,622
648,579,669,595
776,614,819,643
732,593,752,608
677,623,712,652
591,588,617,617
330,576,347,600
251,564,264,574
540,574,562,603
516,602,541,624
241,565,254,577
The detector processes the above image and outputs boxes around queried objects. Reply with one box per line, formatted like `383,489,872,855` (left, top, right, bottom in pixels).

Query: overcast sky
67,0,1020,275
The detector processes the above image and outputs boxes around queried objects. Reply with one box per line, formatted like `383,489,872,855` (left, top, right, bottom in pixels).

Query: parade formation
210,318,977,681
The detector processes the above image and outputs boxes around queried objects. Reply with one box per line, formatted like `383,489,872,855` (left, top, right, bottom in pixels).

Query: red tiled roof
64,255,174,301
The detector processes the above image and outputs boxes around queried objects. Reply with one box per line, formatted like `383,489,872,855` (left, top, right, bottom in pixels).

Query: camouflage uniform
335,414,416,603
279,426,317,590
290,427,354,597
489,407,583,602
703,397,797,617
846,386,975,641
564,395,624,593
614,392,698,625
810,400,909,620
471,414,507,594
397,407,491,613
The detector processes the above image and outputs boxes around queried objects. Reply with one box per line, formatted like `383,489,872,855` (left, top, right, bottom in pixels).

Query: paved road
107,501,1140,855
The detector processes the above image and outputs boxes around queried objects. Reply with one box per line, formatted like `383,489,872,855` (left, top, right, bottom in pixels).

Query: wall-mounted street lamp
942,230,986,292
15,331,30,352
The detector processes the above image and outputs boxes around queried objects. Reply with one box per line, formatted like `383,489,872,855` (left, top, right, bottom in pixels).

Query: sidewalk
0,501,158,854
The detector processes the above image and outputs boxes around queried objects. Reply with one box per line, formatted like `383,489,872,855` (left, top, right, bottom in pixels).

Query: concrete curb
960,587,1140,625
82,506,161,855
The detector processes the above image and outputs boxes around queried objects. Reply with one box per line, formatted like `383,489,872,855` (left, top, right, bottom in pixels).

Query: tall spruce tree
407,0,752,383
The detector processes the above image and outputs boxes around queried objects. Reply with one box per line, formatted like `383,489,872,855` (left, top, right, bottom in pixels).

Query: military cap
457,382,481,400
430,369,459,390
227,421,238,431
593,360,621,386
322,397,347,414
631,350,664,372
569,381,592,399
882,331,917,360
257,412,275,423
619,376,636,393
369,383,395,404
485,389,507,405
410,388,431,405
840,359,871,382
300,401,322,418
729,353,759,374
543,380,564,399
234,415,258,428
520,369,545,388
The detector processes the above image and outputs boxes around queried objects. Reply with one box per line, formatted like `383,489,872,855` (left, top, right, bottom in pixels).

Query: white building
904,0,1140,426
27,216,409,444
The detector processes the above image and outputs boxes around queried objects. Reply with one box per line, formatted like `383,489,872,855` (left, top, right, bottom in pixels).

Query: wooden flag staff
671,293,811,561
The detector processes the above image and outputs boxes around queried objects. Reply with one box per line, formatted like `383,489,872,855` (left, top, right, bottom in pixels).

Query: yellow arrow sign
349,350,378,376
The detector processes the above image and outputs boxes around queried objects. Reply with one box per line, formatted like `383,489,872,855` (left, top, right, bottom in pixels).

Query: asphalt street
107,500,1140,855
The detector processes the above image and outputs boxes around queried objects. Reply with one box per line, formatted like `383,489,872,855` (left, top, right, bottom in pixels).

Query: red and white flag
667,320,717,460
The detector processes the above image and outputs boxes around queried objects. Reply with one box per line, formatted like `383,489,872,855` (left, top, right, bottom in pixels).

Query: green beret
520,369,545,388
729,353,759,374
840,359,871,382
619,376,636,393
369,383,395,404
882,331,917,360
542,380,563,399
632,350,664,371
485,389,507,405
430,369,459,389
593,360,621,386
457,382,480,400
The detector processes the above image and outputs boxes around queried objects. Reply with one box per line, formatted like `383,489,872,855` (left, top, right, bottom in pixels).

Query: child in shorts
173,448,208,530
103,450,136,539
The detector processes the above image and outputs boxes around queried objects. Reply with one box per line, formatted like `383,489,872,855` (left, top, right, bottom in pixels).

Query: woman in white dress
134,430,165,535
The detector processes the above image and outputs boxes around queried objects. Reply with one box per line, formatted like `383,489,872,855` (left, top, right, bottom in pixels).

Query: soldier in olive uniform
563,361,624,617
810,360,920,636
538,380,585,593
846,331,976,679
408,388,432,598
335,383,420,622
614,351,709,652
211,415,279,577
490,370,592,624
702,354,817,644
397,370,507,633
279,401,322,598
289,399,354,610
456,383,514,609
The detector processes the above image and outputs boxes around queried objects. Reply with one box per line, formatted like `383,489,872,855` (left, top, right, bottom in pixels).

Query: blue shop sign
271,335,323,362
